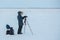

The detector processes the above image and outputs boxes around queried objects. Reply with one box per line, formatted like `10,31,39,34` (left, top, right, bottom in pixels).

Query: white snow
0,9,60,40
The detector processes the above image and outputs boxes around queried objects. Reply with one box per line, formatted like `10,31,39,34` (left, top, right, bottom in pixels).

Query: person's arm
22,16,27,19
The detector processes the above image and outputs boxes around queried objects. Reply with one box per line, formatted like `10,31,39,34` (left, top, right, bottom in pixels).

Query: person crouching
6,24,14,35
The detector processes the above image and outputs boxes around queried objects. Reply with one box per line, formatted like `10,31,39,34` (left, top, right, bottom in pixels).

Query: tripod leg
24,24,26,34
24,18,26,34
27,21,33,35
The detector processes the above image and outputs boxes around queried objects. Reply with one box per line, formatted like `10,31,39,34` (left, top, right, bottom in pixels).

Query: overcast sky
0,0,60,8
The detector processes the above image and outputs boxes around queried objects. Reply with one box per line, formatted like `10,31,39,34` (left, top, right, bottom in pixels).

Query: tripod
24,18,33,35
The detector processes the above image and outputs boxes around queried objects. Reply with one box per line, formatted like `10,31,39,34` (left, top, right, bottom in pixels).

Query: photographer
17,11,27,34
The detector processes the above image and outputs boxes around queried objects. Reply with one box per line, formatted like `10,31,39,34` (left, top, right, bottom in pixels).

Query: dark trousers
17,25,23,34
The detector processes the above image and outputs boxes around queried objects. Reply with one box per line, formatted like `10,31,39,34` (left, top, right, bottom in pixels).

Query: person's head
6,24,10,29
18,11,23,15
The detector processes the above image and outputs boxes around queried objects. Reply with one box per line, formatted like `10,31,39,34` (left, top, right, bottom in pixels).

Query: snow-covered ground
0,9,60,40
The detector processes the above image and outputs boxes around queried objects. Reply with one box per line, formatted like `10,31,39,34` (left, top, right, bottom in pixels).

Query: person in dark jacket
17,11,27,34
6,24,14,35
